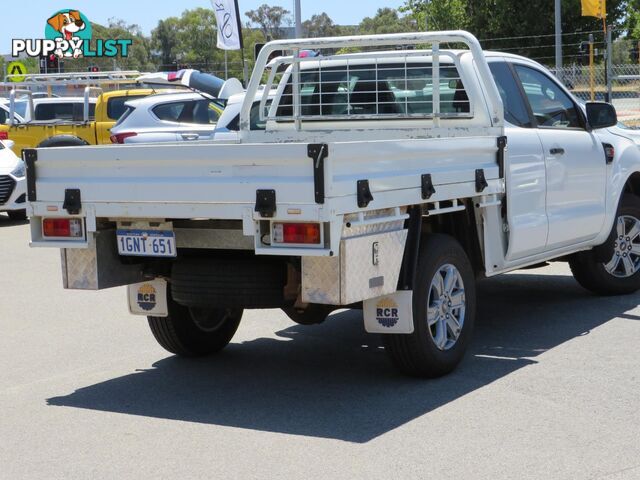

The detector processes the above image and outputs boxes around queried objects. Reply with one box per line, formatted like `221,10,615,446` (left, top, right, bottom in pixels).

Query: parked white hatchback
0,139,27,220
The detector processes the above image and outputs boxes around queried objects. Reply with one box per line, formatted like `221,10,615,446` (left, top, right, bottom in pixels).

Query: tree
174,8,219,66
359,8,416,35
245,4,292,40
401,0,466,31
152,18,181,65
402,0,630,65
303,13,338,38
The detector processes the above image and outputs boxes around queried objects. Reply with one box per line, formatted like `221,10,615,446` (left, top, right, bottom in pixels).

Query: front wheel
570,195,640,296
384,234,476,378
148,295,243,357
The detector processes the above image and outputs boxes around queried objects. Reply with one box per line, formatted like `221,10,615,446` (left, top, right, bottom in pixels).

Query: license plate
116,229,177,257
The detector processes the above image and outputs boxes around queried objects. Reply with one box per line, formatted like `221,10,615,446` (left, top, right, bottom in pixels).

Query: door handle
550,147,565,156
181,133,199,141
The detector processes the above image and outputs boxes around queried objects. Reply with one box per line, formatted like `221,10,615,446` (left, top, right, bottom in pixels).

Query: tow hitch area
128,279,168,317
363,290,414,334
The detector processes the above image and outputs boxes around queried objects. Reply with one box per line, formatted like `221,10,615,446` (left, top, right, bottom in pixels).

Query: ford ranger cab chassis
25,32,640,377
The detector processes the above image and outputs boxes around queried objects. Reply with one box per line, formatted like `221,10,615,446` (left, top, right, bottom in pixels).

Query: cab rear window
34,102,96,121
276,62,471,120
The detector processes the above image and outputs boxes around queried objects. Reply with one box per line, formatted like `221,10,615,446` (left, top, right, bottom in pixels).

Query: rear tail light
272,222,321,245
0,131,8,140
110,132,137,144
43,218,83,238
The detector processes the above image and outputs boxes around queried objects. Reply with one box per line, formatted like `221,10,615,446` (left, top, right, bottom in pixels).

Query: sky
1,0,406,52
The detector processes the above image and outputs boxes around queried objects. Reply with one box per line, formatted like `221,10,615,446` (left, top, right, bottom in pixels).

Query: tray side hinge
255,189,277,218
308,143,328,204
357,180,374,208
421,174,436,200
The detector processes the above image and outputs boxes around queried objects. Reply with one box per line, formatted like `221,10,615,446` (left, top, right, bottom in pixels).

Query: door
488,60,548,260
173,99,222,142
512,64,606,249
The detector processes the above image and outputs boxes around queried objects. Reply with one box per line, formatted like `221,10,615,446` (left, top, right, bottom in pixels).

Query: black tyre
148,294,243,357
37,135,89,148
570,195,640,295
171,257,286,309
384,234,476,378
7,209,27,221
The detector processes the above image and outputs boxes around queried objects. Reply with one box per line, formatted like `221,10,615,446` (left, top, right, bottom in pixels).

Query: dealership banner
211,0,243,50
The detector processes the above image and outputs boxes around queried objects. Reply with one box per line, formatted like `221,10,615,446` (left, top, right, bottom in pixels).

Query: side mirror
586,102,617,130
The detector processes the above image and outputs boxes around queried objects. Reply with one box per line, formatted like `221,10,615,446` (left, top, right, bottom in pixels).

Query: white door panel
510,63,607,251
538,129,606,247
505,126,548,260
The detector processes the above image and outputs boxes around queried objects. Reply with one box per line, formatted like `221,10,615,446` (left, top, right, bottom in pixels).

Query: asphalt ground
1,214,639,480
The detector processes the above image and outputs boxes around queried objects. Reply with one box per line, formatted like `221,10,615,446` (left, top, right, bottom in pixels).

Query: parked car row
0,70,247,154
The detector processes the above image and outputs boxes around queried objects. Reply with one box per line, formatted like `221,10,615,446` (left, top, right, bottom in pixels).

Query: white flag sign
211,0,243,51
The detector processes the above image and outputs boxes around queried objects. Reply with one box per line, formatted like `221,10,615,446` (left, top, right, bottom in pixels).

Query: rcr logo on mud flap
136,284,157,312
375,297,400,328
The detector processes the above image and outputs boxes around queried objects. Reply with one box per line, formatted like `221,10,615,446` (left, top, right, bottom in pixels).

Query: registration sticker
128,279,168,317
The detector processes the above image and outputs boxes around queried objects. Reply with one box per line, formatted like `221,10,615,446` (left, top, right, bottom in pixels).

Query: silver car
109,91,225,144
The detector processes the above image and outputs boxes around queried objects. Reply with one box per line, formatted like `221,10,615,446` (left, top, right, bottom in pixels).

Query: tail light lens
110,132,137,144
43,218,83,238
272,222,321,245
0,131,8,140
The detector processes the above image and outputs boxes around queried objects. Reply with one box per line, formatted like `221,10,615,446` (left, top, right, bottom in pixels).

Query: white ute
25,32,640,377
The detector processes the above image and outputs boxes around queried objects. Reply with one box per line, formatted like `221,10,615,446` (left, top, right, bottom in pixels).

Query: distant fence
554,64,640,127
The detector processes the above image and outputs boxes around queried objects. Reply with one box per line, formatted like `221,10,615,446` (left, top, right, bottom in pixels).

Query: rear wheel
384,234,476,378
570,195,640,295
148,294,243,357
36,135,89,148
7,209,27,221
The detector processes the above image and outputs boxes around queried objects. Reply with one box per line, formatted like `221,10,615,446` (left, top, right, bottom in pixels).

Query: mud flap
128,279,168,317
363,290,414,334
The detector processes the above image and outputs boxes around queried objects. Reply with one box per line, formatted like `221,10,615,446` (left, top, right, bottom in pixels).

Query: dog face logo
45,9,91,58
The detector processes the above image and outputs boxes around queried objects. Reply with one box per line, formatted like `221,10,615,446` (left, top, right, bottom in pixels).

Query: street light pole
555,0,562,77
294,0,302,38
